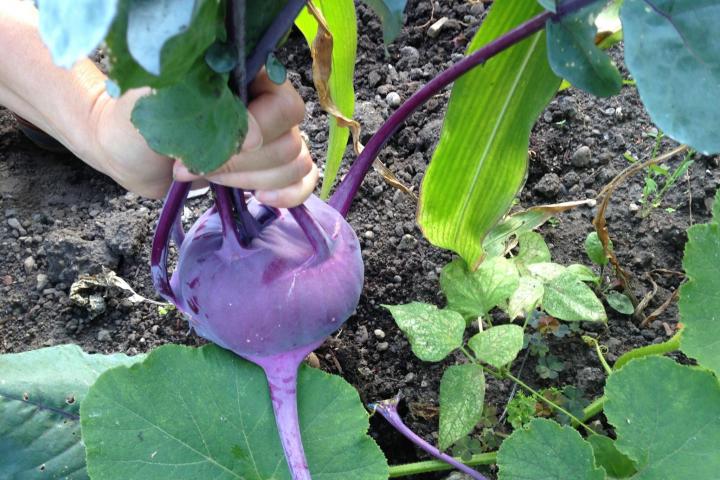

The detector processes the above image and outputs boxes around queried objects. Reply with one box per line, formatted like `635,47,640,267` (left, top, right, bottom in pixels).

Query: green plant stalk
460,348,595,433
582,336,612,375
580,396,605,423
613,327,683,370
388,452,498,478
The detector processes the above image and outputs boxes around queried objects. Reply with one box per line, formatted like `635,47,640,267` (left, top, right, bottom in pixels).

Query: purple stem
244,0,308,82
371,396,489,480
171,211,186,248
232,188,261,238
328,0,600,216
288,205,332,261
151,181,191,302
213,184,250,247
245,339,324,480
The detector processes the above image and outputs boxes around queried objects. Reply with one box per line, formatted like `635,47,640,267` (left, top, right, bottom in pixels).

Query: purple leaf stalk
151,0,601,478
370,396,489,480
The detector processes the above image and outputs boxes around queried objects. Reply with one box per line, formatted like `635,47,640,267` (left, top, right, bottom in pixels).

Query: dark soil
1,1,718,479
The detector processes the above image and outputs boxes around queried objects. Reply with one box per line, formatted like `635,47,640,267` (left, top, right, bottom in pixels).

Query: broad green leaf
418,0,561,268
546,2,622,96
587,435,636,479
515,231,551,266
527,262,566,282
508,277,545,319
621,0,720,154
468,324,525,368
126,0,197,76
438,364,486,450
713,188,720,221
295,0,357,199
131,63,248,174
106,0,223,91
497,418,604,480
384,303,465,362
441,257,519,320
584,231,609,266
543,271,607,322
360,0,407,44
605,356,720,479
566,264,599,284
679,208,720,376
0,345,143,479
37,0,119,68
606,291,634,315
204,41,238,73
82,344,388,479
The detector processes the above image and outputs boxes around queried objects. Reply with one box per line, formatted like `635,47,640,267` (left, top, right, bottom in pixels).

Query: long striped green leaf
418,0,560,269
295,1,357,199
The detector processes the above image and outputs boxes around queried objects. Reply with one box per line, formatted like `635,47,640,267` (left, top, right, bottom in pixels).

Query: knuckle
278,130,303,162
281,87,306,125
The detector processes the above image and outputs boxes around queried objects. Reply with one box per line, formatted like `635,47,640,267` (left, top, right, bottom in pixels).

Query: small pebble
97,329,112,342
571,145,592,168
23,256,36,273
376,342,389,352
386,91,401,108
363,230,375,240
427,17,449,38
8,218,26,235
36,273,48,291
373,329,386,339
629,202,640,212
404,372,415,383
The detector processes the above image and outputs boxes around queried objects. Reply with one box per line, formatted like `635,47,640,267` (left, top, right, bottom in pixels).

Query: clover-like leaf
441,257,519,320
384,303,465,362
605,356,720,479
0,345,144,479
82,344,388,479
468,324,525,369
497,418,604,480
543,270,607,322
439,364,486,450
606,291,634,315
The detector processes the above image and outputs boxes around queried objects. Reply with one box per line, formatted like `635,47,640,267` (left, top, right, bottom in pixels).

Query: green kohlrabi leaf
621,0,720,154
508,277,545,320
438,364,486,450
679,190,720,376
106,0,223,92
295,0,357,199
606,291,634,315
81,344,388,480
441,257,519,320
545,1,622,97
542,270,607,322
0,345,144,479
536,0,556,12
497,418,604,480
384,303,465,362
565,264,600,284
605,356,720,479
468,324,525,368
586,435,636,479
125,0,199,76
515,231,552,267
360,0,407,45
37,0,120,68
418,0,561,268
527,262,566,282
131,63,248,174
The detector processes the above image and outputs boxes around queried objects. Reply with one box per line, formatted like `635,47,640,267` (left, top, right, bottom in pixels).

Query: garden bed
1,1,718,478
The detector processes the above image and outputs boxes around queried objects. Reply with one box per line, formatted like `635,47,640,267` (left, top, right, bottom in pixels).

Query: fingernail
242,115,263,151
256,190,278,204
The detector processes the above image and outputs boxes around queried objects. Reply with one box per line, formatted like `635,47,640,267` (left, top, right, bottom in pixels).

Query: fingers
248,69,305,143
255,163,319,208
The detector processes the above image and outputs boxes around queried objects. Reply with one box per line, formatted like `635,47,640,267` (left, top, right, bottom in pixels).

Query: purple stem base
371,396,489,480
246,339,324,480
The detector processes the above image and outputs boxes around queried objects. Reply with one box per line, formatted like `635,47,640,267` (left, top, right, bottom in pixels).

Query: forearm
0,0,108,173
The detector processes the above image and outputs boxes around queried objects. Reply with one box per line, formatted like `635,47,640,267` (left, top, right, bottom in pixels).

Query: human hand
91,69,316,208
